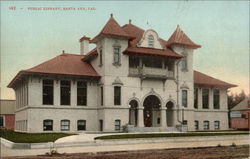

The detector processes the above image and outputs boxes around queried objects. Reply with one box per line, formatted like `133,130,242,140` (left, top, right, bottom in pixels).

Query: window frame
101,86,103,106
77,81,87,106
182,90,188,108
61,120,70,131
194,120,199,130
214,121,220,130
60,80,71,105
113,46,121,65
0,116,5,127
115,119,121,131
213,89,220,109
43,119,53,131
99,48,103,67
181,52,188,71
42,79,54,105
203,120,209,130
77,120,86,131
202,89,209,109
114,86,121,105
194,88,198,109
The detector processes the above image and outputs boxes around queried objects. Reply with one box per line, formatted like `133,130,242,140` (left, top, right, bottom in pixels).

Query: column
161,108,167,127
137,107,144,127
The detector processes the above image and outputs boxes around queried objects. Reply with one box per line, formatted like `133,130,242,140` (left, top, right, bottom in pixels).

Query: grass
0,130,74,143
95,131,249,140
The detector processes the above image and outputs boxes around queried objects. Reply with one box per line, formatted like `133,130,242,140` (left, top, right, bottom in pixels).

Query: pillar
161,108,167,127
138,107,144,127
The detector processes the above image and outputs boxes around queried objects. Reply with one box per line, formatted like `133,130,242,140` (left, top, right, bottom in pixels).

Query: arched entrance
166,101,174,126
129,100,138,126
143,95,161,127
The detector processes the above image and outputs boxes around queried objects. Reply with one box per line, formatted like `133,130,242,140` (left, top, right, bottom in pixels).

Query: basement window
43,119,53,131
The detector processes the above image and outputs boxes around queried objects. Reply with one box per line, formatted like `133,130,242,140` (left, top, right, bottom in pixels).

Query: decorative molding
112,77,123,85
180,82,189,89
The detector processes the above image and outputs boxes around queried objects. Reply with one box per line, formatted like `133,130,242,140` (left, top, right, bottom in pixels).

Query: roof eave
167,42,201,49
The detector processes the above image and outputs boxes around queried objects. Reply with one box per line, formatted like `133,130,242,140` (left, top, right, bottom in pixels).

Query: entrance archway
143,95,161,127
129,100,138,126
166,101,174,126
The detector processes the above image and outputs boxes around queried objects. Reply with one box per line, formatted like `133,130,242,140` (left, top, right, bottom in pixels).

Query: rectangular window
213,89,220,109
77,81,87,106
202,89,209,109
101,86,103,106
77,120,86,130
214,121,220,130
99,49,103,66
182,90,188,108
61,120,70,131
182,55,188,70
43,80,54,105
183,120,187,125
114,86,121,105
43,120,53,131
194,120,199,130
115,120,121,131
60,80,71,105
194,88,198,109
0,116,4,127
203,121,209,130
113,47,120,65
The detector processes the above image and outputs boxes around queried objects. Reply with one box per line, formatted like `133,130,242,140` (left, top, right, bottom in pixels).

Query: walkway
1,134,249,157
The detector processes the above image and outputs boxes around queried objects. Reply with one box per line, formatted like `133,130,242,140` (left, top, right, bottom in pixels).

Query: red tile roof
167,25,201,49
91,15,134,43
194,70,236,88
82,48,98,61
124,47,182,59
8,54,100,88
122,23,181,58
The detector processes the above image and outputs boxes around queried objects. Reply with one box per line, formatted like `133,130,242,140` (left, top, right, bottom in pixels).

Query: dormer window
148,35,154,48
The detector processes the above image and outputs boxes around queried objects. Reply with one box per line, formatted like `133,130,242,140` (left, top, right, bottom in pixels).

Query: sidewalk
1,134,249,157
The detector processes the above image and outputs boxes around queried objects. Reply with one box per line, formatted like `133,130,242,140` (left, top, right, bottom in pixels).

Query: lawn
95,131,249,140
0,130,74,143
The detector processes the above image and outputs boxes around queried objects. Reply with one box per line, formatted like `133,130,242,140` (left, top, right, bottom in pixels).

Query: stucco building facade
8,15,236,133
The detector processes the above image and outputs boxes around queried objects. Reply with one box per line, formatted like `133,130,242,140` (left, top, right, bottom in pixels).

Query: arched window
43,119,53,131
148,35,154,48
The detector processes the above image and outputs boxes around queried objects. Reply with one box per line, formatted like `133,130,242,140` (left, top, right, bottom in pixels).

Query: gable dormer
137,29,164,49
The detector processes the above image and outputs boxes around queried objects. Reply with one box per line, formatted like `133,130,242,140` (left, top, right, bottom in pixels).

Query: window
43,80,53,105
148,35,154,48
43,120,53,131
101,86,103,106
181,55,188,70
213,89,220,109
183,120,187,125
113,47,120,65
99,49,103,66
77,81,87,106
194,120,199,130
194,88,198,109
0,116,4,127
114,86,121,105
202,89,209,109
115,120,121,131
157,118,161,124
214,121,220,130
203,121,209,130
61,120,70,131
60,80,71,105
182,90,188,108
77,120,86,130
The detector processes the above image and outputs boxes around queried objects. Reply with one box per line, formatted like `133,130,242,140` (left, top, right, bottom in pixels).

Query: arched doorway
166,101,174,126
143,95,161,127
129,100,138,126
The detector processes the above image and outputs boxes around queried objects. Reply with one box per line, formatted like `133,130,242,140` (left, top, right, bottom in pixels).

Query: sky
1,1,249,100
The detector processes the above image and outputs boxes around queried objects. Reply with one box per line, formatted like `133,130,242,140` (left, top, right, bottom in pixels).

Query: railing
129,67,174,79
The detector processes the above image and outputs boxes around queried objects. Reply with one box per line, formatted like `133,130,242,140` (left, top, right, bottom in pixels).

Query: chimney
79,36,90,55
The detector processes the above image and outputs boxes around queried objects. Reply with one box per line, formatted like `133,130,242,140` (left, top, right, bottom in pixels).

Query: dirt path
4,145,249,159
